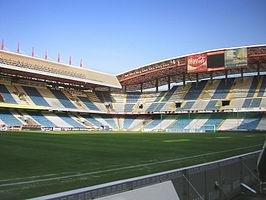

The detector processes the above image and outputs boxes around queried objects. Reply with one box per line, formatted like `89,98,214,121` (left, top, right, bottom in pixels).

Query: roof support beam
257,63,261,77
155,79,159,93
168,76,171,91
183,73,186,86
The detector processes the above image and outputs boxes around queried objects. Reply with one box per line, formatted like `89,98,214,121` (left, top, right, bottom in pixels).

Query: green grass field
0,131,265,199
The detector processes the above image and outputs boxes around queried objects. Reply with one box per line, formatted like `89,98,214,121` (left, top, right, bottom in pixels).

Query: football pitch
0,131,265,199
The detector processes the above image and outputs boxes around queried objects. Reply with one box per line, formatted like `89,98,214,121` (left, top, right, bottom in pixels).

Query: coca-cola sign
187,53,207,73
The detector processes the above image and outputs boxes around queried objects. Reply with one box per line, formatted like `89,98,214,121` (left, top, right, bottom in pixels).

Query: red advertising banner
187,53,207,73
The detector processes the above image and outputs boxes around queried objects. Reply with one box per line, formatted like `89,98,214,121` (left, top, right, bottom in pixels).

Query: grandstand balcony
0,110,23,126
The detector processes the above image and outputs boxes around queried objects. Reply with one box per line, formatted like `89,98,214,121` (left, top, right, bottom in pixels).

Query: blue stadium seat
162,86,178,102
201,115,224,130
124,104,134,112
258,76,266,97
238,118,261,130
184,81,207,100
250,98,262,107
247,77,258,97
0,84,16,104
126,92,141,103
156,103,165,111
168,115,192,131
146,103,158,112
212,78,234,99
154,91,166,102
27,111,55,127
22,86,50,106
177,101,195,111
50,89,76,109
102,115,117,129
123,116,136,129
205,100,220,110
81,115,102,127
145,119,161,129
146,103,165,112
242,99,252,108
78,96,99,111
57,113,86,128
0,110,23,126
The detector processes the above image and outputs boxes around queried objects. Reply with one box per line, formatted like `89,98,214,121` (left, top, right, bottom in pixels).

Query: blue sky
0,0,265,75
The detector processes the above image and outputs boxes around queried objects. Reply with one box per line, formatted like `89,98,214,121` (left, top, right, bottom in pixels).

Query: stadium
0,44,266,199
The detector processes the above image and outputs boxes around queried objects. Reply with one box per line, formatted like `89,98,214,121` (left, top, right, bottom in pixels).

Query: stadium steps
124,104,134,112
17,111,39,125
27,111,55,127
74,114,96,128
180,85,192,99
176,101,195,111
38,88,64,108
0,84,17,104
102,115,118,129
49,89,77,109
237,113,262,130
225,79,236,100
166,114,193,131
81,114,103,128
205,100,220,110
22,86,50,107
0,110,24,126
212,78,235,99
185,117,209,130
257,114,266,130
156,91,166,102
161,86,178,102
57,113,86,128
217,119,226,130
247,77,259,97
126,92,141,103
123,116,135,129
14,85,34,105
183,81,207,100
258,76,266,97
78,96,100,111
253,76,263,98
199,80,213,99
144,119,161,130
201,114,224,131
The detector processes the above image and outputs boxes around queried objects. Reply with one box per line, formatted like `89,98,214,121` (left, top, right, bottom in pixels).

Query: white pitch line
0,144,261,187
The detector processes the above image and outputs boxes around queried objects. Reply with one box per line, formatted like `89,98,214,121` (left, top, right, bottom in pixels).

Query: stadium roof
117,44,266,90
0,50,121,89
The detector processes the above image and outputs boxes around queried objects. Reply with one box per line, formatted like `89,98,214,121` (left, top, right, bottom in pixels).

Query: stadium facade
0,44,266,132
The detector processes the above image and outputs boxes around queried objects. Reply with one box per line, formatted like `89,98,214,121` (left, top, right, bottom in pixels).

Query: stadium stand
247,77,258,97
126,92,141,103
0,45,266,132
56,113,86,128
27,111,56,127
205,100,221,110
0,84,17,104
124,104,135,112
183,81,207,100
258,76,266,97
211,78,235,99
237,113,262,130
78,96,100,111
162,86,178,102
49,89,77,109
22,86,50,107
123,116,136,129
0,110,23,126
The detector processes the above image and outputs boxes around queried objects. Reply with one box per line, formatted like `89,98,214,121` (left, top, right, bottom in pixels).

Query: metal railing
31,151,260,200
